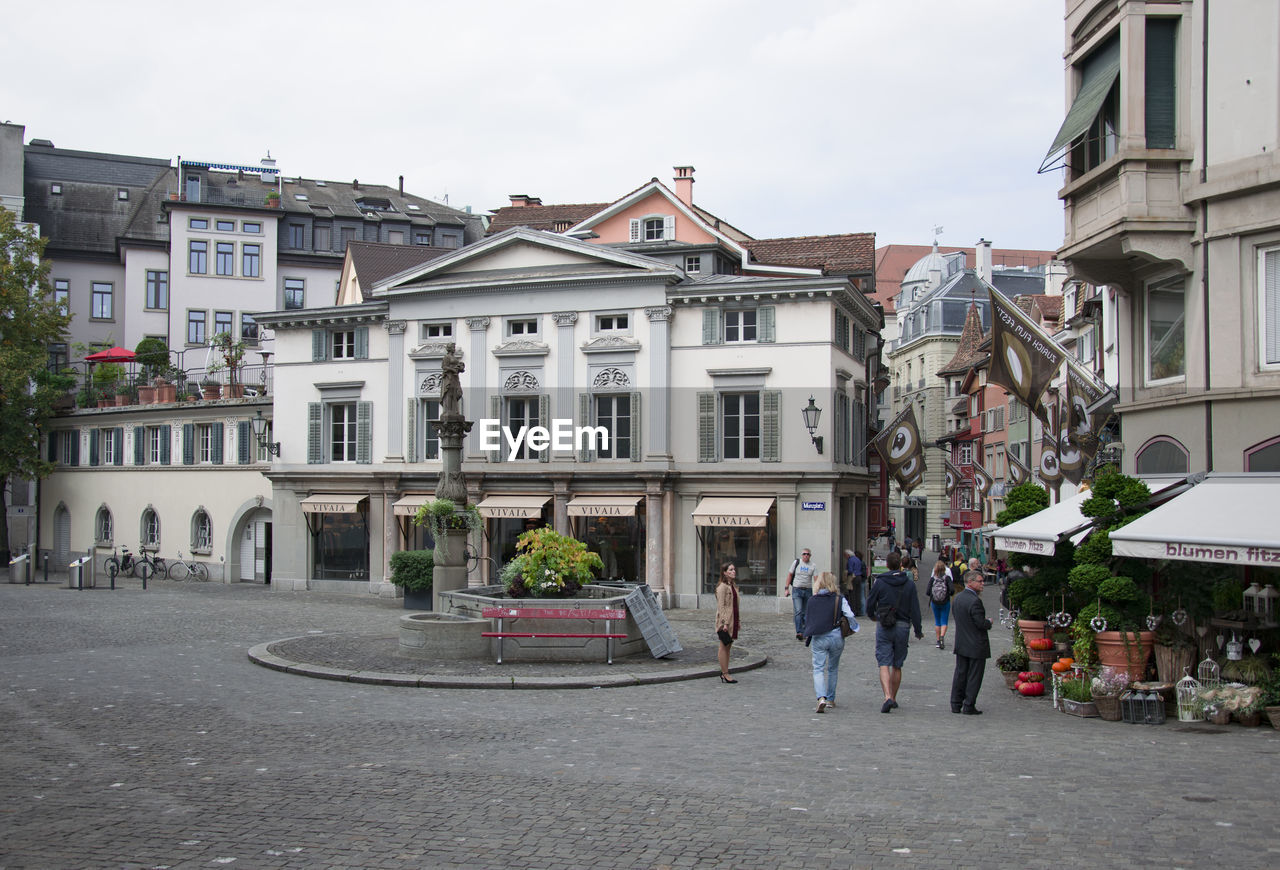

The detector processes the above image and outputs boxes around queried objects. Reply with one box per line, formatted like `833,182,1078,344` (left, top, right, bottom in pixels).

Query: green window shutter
355,326,369,359
307,403,323,464
538,394,551,463
356,401,372,464
113,427,124,466
211,422,224,465
629,390,642,462
697,391,717,462
578,392,593,463
238,421,252,464
89,429,100,467
702,309,721,345
182,423,195,466
134,430,146,465
160,426,171,465
312,329,328,361
758,306,776,343
1145,18,1177,150
762,390,781,462
71,430,79,466
406,399,417,463
487,395,502,462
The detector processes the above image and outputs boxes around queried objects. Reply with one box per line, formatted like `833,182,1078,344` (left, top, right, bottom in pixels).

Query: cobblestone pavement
2,577,1278,869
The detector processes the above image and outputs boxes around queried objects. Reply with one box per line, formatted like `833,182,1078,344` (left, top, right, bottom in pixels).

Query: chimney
673,166,695,206
1045,259,1067,295
353,179,359,190
975,238,993,284
398,175,404,196
508,194,542,208
259,152,277,184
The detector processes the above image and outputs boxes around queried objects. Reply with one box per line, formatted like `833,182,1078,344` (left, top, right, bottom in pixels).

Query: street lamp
801,395,823,454
250,409,280,457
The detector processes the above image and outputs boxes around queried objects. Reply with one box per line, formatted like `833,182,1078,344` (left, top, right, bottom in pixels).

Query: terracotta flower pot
138,385,157,405
1095,630,1154,681
202,385,221,400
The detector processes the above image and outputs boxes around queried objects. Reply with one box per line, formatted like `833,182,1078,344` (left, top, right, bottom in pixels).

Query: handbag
835,594,856,638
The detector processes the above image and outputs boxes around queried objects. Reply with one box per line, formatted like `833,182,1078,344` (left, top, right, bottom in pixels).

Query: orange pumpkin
1051,661,1071,673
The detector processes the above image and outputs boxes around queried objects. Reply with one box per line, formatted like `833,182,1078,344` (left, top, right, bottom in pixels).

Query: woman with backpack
928,560,954,650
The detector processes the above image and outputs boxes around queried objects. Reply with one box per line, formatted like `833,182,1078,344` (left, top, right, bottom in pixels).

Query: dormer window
629,215,674,242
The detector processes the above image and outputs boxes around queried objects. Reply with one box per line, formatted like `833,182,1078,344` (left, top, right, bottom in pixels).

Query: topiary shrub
389,549,434,593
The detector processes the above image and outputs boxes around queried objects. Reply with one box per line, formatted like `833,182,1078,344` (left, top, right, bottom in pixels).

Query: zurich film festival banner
987,289,1063,425
945,460,964,496
1056,400,1086,486
1006,449,1032,487
872,405,926,494
1064,357,1116,460
1038,405,1063,492
971,458,995,521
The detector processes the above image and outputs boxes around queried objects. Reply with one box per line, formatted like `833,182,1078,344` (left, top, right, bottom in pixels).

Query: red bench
481,606,628,664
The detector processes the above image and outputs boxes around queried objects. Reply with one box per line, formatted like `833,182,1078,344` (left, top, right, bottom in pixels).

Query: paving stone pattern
2,576,1278,869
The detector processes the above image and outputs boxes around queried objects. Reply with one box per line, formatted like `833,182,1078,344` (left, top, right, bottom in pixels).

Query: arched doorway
53,504,71,570
236,508,272,583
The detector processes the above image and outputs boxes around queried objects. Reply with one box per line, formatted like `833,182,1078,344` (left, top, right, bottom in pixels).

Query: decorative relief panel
503,370,540,392
419,372,443,396
592,367,631,388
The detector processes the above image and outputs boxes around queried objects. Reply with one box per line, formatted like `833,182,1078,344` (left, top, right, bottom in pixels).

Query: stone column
384,320,407,461
645,481,665,601
465,317,489,457
645,306,672,458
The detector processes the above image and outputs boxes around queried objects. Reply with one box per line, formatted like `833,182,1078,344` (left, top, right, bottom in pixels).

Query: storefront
391,493,435,552
692,497,777,597
300,495,370,581
475,495,551,579
566,495,645,583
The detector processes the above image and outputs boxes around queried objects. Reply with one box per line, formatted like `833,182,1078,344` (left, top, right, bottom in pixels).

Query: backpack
929,574,951,604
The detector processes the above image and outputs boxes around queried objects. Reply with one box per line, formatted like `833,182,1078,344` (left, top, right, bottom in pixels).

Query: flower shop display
1058,675,1098,717
1196,684,1263,726
995,648,1029,691
1090,666,1129,721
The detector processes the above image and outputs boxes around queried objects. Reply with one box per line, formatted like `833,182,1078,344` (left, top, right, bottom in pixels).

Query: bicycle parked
105,545,164,581
166,551,209,582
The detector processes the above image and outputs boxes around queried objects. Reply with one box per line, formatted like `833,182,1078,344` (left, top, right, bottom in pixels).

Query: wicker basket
1094,694,1122,721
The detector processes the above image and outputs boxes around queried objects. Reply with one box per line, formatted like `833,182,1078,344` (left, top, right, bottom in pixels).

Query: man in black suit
951,570,993,715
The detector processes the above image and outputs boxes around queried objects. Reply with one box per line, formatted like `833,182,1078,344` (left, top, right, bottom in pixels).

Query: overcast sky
4,0,1068,251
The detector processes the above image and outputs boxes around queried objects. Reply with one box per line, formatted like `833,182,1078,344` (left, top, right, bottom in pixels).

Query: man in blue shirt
844,549,866,616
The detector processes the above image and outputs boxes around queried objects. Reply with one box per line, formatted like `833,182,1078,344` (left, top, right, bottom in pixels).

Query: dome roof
903,244,947,285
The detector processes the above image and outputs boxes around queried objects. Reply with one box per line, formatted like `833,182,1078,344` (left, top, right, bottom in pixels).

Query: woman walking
715,562,741,683
802,571,858,712
927,560,954,650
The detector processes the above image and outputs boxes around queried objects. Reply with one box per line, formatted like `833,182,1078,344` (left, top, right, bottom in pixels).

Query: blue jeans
792,586,812,635
811,630,845,701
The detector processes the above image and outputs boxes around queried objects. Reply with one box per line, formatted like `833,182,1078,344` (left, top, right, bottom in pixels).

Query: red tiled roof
742,233,876,275
874,244,1056,314
486,203,610,234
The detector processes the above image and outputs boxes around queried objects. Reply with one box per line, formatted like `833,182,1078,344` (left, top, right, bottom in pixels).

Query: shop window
579,512,646,583
702,512,776,596
312,512,369,580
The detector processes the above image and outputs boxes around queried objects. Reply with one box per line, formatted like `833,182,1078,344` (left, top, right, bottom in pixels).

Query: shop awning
300,494,368,514
692,497,775,528
1040,37,1120,172
566,495,642,517
992,477,1189,556
1109,474,1280,566
475,495,550,519
391,494,432,517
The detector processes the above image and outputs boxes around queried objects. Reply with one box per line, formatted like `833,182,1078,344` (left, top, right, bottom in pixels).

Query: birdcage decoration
1196,656,1221,689
1176,670,1202,721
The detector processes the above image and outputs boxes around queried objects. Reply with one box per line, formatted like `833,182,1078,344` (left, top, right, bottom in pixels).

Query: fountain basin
397,612,490,660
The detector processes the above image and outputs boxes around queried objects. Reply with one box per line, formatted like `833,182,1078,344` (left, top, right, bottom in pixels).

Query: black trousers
951,653,986,711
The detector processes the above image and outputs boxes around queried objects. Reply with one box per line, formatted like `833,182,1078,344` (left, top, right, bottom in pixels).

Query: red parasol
84,346,137,363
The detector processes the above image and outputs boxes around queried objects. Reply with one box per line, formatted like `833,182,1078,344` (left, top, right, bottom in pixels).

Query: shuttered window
1263,248,1280,368
1145,18,1178,150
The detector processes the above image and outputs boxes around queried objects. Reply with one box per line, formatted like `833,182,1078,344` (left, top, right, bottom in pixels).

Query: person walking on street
803,571,858,712
926,560,953,649
785,548,817,641
845,549,866,616
715,562,741,683
951,570,994,714
864,551,923,714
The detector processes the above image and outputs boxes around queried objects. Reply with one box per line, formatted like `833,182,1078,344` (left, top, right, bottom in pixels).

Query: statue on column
440,343,464,420
435,343,472,503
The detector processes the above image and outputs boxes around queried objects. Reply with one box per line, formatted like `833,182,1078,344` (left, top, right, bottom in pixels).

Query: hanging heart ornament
1146,614,1162,631
1090,614,1108,632
1248,638,1262,654
1196,625,1208,637
1216,634,1226,649
1171,608,1187,626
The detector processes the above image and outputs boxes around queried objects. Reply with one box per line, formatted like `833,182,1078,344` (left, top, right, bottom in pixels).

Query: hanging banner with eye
1006,448,1032,487
987,289,1063,426
1038,403,1063,491
944,460,964,496
971,458,995,524
871,405,927,494
1057,400,1086,485
1063,356,1116,460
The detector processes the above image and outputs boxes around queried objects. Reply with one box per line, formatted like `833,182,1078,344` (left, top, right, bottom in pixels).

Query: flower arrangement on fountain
413,498,482,559
500,527,603,598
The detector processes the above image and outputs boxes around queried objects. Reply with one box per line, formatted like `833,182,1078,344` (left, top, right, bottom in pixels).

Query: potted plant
499,527,604,599
134,337,170,402
116,382,139,406
265,191,281,208
995,647,1030,692
1059,675,1098,717
200,376,222,400
92,361,125,407
1150,621,1196,683
212,332,247,397
412,498,482,560
1089,666,1130,721
1257,654,1280,731
389,549,434,610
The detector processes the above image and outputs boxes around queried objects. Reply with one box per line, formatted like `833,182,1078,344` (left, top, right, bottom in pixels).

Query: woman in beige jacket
715,562,741,683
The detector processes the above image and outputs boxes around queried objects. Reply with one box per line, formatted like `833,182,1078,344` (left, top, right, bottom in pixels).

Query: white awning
1110,474,1280,566
566,496,642,517
300,494,368,514
692,497,776,528
391,494,432,517
475,495,550,519
992,478,1188,556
